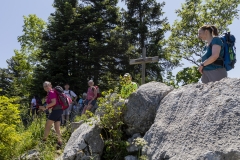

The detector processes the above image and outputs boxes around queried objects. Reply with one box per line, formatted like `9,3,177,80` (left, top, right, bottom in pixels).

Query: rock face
63,118,104,160
70,121,84,133
123,82,173,135
144,78,240,160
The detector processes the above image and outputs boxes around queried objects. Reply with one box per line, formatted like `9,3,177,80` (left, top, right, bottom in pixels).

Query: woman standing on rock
198,25,227,83
39,81,63,147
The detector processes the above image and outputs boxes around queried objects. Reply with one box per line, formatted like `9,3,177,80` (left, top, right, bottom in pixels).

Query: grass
14,113,72,160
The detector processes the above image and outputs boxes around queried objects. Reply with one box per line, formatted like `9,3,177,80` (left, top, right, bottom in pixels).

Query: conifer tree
122,0,177,82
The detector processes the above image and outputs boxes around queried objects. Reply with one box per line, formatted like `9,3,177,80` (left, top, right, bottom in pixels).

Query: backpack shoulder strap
68,90,72,97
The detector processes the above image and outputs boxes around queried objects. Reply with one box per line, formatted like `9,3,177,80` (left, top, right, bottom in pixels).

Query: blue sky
0,1,239,78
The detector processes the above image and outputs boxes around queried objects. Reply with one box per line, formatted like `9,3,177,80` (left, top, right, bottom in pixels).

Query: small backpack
54,86,72,110
213,32,236,71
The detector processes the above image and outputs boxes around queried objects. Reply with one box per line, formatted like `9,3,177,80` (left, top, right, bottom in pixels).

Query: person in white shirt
62,83,77,125
31,96,37,118
31,95,41,119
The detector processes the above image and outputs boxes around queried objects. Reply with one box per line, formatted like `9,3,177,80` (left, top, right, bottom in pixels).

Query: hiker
30,95,41,118
30,95,37,118
120,73,138,99
81,80,97,115
62,83,77,125
198,25,227,83
38,81,63,147
78,92,87,114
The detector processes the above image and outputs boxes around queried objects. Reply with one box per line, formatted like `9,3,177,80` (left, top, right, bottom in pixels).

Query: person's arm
198,44,221,74
92,87,97,100
39,98,56,111
71,91,78,104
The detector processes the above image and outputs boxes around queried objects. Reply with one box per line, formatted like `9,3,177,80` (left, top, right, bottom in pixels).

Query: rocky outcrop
123,82,173,135
143,78,240,160
63,118,104,160
70,121,84,133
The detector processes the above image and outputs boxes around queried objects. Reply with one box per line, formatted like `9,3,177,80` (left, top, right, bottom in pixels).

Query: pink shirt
47,89,59,108
87,87,95,100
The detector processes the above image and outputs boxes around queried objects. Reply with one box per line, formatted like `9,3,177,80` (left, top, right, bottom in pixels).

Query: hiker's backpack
213,32,236,71
92,86,101,99
54,86,72,110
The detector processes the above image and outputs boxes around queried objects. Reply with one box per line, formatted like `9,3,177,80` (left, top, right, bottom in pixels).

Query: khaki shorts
201,68,227,84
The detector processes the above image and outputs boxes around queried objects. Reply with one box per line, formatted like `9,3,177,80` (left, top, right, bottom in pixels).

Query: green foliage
15,114,46,157
16,112,71,159
119,75,138,99
133,137,148,159
0,68,12,96
163,71,179,88
3,14,46,102
166,0,240,85
176,66,201,85
0,96,21,159
97,88,128,159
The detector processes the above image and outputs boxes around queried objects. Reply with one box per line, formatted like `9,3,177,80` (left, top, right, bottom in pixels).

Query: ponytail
210,25,219,36
200,25,219,36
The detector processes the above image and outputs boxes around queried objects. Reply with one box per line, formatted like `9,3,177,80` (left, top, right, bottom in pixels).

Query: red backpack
54,86,72,110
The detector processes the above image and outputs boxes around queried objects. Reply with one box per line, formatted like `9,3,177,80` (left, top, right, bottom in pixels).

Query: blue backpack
213,32,236,71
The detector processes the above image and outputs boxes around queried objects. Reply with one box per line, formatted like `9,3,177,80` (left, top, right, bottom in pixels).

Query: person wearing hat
120,73,138,99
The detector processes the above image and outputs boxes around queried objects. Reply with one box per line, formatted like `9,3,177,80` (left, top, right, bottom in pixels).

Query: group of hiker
30,73,137,147
30,80,98,123
29,24,236,148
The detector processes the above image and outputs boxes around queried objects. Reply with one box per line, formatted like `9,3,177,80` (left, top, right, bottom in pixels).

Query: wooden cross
129,47,159,84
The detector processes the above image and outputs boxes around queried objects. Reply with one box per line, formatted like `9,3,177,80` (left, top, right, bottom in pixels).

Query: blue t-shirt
201,37,224,71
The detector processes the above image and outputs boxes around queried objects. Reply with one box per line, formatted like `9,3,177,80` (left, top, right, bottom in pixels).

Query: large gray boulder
123,82,173,135
63,118,104,160
144,78,240,160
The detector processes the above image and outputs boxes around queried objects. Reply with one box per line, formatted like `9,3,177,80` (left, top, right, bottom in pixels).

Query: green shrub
97,89,129,159
0,96,21,159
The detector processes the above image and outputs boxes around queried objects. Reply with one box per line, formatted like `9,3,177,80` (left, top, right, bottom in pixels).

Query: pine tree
35,0,130,95
122,0,177,82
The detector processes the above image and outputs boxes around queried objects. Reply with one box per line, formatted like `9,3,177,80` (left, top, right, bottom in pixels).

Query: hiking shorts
201,68,227,84
62,103,73,115
48,109,63,122
84,99,96,106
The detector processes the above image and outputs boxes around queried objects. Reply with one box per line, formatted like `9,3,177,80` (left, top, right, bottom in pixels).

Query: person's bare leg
66,115,69,123
86,104,93,112
81,106,88,115
62,115,65,125
54,121,62,143
43,119,54,140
